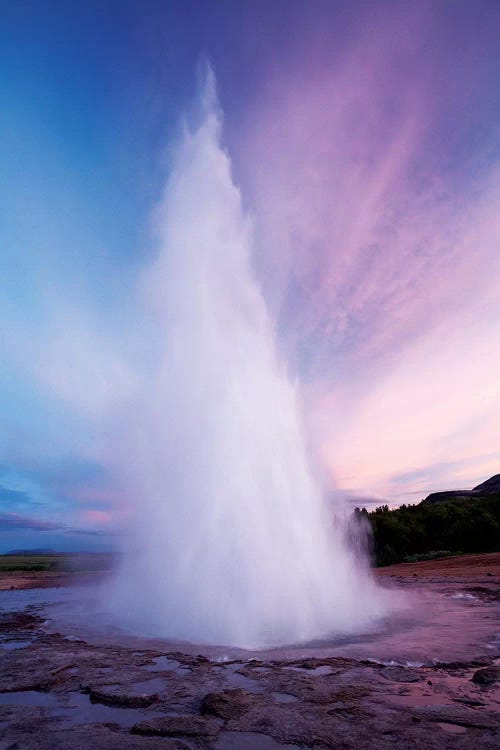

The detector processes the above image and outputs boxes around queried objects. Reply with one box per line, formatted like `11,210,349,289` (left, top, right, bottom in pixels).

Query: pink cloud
81,509,113,526
235,8,500,501
69,485,122,508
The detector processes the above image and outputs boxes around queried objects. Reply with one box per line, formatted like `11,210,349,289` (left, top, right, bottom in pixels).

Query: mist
103,67,387,648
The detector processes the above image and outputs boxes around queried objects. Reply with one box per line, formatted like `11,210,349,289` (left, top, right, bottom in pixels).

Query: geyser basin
3,578,498,666
107,66,389,648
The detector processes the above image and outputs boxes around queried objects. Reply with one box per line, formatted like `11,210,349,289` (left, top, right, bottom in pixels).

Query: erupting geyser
110,67,387,648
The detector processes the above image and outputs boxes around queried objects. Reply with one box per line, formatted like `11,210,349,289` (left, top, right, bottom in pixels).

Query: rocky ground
0,571,103,592
377,552,500,579
0,555,498,749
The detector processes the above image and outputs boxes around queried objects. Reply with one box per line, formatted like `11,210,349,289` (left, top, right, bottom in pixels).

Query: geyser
109,68,387,648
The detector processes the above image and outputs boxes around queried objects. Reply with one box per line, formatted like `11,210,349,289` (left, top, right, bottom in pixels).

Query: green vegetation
359,491,500,566
401,550,456,564
0,552,113,573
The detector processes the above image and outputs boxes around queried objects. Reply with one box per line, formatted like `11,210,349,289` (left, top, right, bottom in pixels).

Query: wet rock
86,685,158,708
412,705,499,730
466,586,500,602
226,702,380,748
287,658,328,670
381,667,422,683
432,657,491,670
0,723,193,749
286,657,355,671
2,579,500,750
472,666,500,685
0,704,47,726
0,613,42,632
453,697,486,707
131,714,220,738
0,679,50,693
201,688,262,719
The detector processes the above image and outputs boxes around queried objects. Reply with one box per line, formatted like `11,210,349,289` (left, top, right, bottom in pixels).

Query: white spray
109,68,387,648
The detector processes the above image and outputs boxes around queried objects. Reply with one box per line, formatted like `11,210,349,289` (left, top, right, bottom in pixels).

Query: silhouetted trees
364,493,500,566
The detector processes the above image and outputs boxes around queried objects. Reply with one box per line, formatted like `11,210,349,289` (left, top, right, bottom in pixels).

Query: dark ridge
421,473,500,506
3,548,58,556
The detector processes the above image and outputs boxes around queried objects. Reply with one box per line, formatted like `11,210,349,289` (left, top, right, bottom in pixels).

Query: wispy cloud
0,513,66,532
0,486,32,511
1,1,499,542
238,5,500,501
0,512,113,536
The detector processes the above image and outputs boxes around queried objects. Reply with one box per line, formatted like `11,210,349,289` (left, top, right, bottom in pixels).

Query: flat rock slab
131,714,221,738
0,613,42,632
381,666,422,683
86,686,158,708
472,666,500,685
201,688,264,720
412,705,499,730
0,724,192,750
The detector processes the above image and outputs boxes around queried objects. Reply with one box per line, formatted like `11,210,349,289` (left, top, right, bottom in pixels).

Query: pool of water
128,677,167,695
143,655,191,675
0,690,165,728
0,639,32,651
0,580,498,666
272,692,298,703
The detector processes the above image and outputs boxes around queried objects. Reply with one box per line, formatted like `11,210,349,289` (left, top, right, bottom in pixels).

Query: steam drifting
109,68,386,648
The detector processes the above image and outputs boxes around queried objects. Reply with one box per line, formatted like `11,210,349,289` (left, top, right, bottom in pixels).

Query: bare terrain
377,552,500,578
0,553,498,749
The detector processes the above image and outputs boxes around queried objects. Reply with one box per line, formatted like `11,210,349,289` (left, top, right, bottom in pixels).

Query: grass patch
0,553,113,573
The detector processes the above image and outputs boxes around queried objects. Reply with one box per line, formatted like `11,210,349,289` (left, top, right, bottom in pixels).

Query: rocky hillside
422,473,500,505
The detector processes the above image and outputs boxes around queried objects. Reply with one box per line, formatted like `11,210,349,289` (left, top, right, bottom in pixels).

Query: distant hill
473,474,500,494
0,551,113,573
3,548,58,556
421,473,500,505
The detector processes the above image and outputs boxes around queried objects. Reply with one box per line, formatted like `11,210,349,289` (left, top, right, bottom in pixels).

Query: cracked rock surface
0,571,499,749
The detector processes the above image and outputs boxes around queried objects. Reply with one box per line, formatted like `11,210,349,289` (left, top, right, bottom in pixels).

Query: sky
1,0,500,551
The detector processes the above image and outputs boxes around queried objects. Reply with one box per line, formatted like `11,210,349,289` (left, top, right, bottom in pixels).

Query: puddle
308,665,334,676
214,731,302,749
272,692,298,703
0,640,32,651
54,692,163,728
0,691,164,728
0,691,59,708
129,678,166,695
224,665,264,693
219,664,264,693
226,672,262,692
142,656,190,675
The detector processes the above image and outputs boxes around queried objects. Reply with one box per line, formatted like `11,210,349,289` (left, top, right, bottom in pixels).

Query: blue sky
1,1,500,551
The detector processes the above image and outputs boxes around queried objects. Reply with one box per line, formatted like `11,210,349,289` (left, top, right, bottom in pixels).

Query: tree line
354,492,500,566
